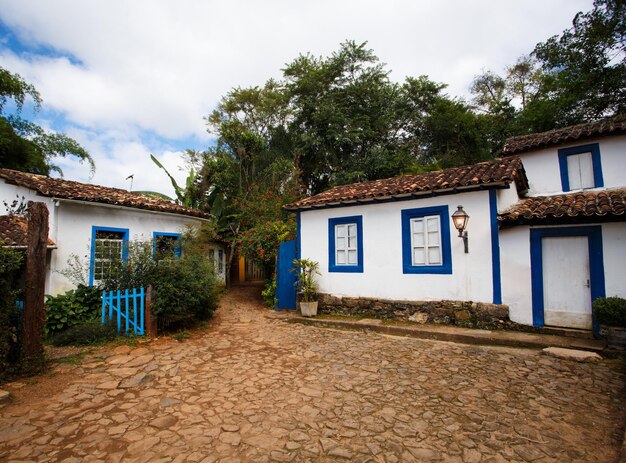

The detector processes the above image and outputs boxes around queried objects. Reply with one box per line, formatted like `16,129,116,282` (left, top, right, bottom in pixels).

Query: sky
0,0,593,198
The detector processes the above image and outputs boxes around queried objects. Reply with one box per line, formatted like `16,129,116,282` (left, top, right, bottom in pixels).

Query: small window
328,216,363,273
410,215,442,266
90,227,129,286
401,206,452,274
558,143,603,192
153,232,182,258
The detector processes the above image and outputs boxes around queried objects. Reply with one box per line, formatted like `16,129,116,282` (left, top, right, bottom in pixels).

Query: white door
542,236,592,329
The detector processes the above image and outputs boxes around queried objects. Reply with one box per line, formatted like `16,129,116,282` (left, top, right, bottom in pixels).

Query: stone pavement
1,285,625,463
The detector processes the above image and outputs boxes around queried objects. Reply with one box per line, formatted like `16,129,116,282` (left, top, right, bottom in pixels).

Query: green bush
50,319,118,346
101,233,221,332
262,278,277,308
45,285,102,335
150,254,219,330
0,246,23,380
593,297,626,327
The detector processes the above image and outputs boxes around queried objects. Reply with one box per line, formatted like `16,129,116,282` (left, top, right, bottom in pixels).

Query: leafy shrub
50,320,118,346
45,285,102,335
95,232,221,332
150,254,219,330
593,297,626,327
0,246,23,380
262,278,277,308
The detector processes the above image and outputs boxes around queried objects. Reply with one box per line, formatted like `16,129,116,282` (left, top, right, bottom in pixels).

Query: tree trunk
23,201,48,366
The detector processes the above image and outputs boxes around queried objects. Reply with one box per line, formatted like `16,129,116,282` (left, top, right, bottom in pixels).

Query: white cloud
0,0,593,193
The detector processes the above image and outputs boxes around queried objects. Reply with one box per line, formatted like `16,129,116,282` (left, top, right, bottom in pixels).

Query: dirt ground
1,285,625,462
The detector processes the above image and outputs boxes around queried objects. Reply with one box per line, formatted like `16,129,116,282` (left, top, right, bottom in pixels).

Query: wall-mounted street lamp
451,205,469,253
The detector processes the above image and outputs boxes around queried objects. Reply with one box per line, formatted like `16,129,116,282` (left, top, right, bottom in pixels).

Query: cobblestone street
1,286,625,463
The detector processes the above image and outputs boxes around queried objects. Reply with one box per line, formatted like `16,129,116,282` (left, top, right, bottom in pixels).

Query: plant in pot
594,296,626,350
292,258,320,317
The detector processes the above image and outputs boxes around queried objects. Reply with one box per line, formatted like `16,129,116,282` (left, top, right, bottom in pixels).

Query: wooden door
542,236,592,329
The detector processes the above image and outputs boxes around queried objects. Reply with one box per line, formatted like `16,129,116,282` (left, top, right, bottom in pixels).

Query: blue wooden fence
102,288,145,335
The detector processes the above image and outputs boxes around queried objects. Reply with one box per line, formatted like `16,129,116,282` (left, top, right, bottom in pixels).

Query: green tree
529,0,625,129
284,41,420,193
0,66,94,176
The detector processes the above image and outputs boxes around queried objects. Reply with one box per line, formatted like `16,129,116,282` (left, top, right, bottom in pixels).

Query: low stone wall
318,293,510,328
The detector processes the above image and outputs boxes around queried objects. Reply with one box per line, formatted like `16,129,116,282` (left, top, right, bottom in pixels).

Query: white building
287,119,626,333
0,168,227,294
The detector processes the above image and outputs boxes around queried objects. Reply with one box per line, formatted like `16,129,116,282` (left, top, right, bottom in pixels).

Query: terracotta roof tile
0,215,55,247
498,188,626,225
286,157,525,210
501,119,626,156
0,168,210,219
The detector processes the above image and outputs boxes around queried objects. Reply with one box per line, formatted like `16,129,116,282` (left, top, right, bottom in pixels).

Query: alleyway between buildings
1,286,625,463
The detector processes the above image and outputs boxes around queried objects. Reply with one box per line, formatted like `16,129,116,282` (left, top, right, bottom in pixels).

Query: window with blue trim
558,143,603,191
153,232,182,258
401,206,452,274
90,226,129,286
328,216,363,273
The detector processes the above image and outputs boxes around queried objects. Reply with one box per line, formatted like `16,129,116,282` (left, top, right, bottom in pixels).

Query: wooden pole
23,201,48,365
144,285,157,337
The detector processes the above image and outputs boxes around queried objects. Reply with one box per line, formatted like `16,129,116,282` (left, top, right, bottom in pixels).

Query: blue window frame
530,226,605,335
558,143,604,192
153,232,182,258
401,205,452,274
328,215,363,273
89,226,129,286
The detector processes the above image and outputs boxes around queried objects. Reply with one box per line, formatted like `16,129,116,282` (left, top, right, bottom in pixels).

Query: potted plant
594,296,626,350
292,258,320,317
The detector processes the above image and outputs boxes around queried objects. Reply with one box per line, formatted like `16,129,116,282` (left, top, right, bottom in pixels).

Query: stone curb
287,317,607,351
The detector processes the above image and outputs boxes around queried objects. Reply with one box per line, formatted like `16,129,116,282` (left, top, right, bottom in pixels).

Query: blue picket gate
102,288,145,335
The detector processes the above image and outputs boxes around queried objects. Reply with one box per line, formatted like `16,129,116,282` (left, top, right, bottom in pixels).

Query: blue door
276,240,297,310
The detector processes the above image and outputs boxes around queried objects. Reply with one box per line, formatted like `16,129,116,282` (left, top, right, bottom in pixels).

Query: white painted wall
300,190,497,303
496,184,521,212
500,222,626,326
0,180,208,295
499,226,533,325
603,223,626,299
517,135,626,196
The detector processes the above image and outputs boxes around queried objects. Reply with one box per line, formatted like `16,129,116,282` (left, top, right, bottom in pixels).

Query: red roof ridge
286,157,525,210
0,168,211,219
501,118,626,156
498,187,626,225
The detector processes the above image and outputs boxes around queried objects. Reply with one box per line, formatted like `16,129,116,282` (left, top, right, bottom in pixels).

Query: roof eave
286,181,511,212
53,197,212,221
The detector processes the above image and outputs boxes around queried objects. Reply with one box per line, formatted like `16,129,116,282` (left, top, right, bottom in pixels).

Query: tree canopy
0,67,94,176
184,0,625,273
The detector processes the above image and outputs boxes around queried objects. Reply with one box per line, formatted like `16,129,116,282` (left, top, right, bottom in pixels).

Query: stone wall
318,294,510,328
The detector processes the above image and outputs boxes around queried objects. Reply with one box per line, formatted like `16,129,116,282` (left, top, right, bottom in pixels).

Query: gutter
52,197,213,222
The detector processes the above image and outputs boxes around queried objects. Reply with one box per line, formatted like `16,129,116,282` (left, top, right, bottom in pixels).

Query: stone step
289,317,608,352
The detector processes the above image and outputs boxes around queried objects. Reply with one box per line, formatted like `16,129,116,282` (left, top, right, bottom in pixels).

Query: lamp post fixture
451,205,469,253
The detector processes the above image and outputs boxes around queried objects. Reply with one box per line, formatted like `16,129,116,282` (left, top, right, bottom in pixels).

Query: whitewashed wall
300,190,498,303
517,135,626,196
496,183,521,212
600,223,626,299
500,222,626,325
0,180,206,295
499,226,533,325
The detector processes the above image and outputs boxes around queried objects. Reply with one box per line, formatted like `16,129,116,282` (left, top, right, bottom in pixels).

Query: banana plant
150,154,197,208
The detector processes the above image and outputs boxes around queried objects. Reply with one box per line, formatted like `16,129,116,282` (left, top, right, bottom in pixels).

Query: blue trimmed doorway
530,226,605,334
